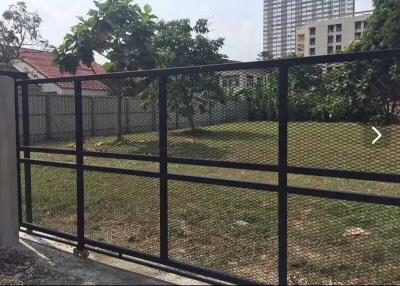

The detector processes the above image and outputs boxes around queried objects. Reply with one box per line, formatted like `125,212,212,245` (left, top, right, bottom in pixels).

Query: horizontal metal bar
85,246,230,286
20,146,76,155
85,238,261,285
287,186,400,207
16,148,400,184
20,222,78,241
83,151,160,163
19,49,400,84
168,173,279,192
287,166,400,184
168,157,279,172
20,228,230,285
21,228,233,285
83,164,160,178
0,71,28,79
166,259,263,286
20,158,77,169
20,227,78,247
85,238,161,263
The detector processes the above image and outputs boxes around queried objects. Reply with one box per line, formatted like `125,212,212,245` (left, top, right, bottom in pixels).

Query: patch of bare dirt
0,246,82,285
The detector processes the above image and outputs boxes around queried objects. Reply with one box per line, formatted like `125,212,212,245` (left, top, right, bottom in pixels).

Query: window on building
328,25,335,33
310,37,316,45
336,24,342,32
355,32,362,39
328,46,334,54
364,21,368,28
246,75,254,88
309,27,316,35
336,45,342,52
355,21,362,30
336,34,342,43
309,48,316,56
328,35,334,44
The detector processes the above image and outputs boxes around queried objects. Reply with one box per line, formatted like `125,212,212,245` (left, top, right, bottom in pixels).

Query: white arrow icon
372,127,382,145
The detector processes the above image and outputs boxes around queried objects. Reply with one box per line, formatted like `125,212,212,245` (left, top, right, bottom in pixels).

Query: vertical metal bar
278,65,288,285
125,97,130,133
159,74,168,262
14,81,22,224
21,82,32,227
90,96,95,136
45,93,51,140
75,80,85,251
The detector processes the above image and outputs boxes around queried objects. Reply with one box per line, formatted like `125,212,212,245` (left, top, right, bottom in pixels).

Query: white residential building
263,0,355,58
296,11,372,57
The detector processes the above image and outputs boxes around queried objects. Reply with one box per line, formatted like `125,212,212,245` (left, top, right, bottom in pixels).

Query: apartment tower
263,0,355,58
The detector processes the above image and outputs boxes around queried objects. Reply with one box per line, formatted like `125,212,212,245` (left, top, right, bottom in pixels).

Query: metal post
45,93,52,140
125,97,130,133
14,82,22,224
90,96,95,137
74,80,86,255
159,74,168,262
117,93,122,140
151,97,157,131
278,65,289,285
21,82,32,228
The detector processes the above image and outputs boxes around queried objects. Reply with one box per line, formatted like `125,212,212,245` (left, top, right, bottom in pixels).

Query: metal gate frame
12,49,400,285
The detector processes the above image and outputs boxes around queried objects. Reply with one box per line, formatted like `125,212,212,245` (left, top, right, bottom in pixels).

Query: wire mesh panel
168,181,278,284
21,83,77,149
166,69,279,165
287,195,400,285
287,60,400,175
84,171,160,256
82,78,159,157
27,165,76,235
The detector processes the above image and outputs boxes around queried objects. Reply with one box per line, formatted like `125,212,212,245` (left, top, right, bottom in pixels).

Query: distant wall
18,91,248,144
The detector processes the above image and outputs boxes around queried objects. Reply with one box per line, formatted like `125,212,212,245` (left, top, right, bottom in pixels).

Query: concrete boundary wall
17,91,248,144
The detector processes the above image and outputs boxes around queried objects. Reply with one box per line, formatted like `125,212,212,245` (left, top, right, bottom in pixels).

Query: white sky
0,0,373,62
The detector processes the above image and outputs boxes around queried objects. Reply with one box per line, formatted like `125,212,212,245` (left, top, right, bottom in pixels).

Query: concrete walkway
20,233,209,285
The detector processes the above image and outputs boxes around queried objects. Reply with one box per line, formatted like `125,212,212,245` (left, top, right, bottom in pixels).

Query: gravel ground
0,246,83,285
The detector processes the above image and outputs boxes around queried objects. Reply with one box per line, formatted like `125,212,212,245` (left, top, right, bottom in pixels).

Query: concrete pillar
0,76,19,247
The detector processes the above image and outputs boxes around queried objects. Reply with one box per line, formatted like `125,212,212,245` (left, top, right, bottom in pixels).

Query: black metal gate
13,49,400,285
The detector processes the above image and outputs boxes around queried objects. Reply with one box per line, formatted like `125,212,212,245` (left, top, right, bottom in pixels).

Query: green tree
0,1,47,69
333,0,400,124
54,0,158,140
55,1,227,132
54,0,157,73
155,19,227,129
257,51,274,61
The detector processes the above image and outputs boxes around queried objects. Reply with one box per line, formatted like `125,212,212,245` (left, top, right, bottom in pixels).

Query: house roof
19,49,109,92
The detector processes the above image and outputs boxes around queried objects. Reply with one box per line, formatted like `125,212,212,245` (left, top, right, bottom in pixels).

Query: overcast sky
0,0,373,62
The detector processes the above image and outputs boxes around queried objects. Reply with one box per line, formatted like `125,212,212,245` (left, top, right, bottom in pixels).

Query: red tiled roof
20,48,109,92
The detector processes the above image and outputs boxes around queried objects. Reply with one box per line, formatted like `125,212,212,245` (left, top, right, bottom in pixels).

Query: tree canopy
53,0,226,73
54,0,158,73
0,1,47,68
54,0,227,130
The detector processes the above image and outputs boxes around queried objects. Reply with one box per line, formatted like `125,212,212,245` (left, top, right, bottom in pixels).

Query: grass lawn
24,121,400,284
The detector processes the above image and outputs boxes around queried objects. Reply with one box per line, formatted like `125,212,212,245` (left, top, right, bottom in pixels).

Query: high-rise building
263,0,355,58
296,11,371,57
